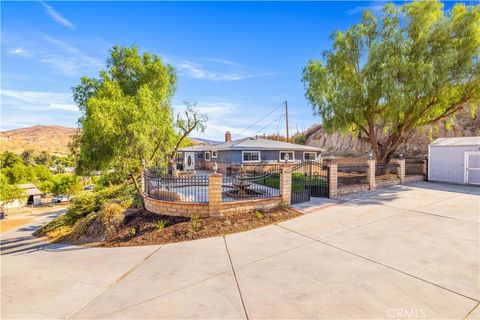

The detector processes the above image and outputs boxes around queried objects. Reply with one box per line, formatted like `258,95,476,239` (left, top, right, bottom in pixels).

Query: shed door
465,152,480,185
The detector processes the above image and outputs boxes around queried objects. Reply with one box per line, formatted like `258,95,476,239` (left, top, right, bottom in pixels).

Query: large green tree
303,1,480,162
72,46,179,194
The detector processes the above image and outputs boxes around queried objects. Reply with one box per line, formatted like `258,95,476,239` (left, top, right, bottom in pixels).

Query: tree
168,102,208,164
0,151,22,169
71,46,178,195
35,151,52,166
51,174,82,196
303,1,480,162
0,173,26,211
21,150,36,166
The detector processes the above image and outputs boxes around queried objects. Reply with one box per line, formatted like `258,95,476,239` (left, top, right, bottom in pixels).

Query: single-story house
428,136,480,185
1,183,43,209
178,131,324,174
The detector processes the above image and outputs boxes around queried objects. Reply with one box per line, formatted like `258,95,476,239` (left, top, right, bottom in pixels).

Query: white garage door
465,152,480,185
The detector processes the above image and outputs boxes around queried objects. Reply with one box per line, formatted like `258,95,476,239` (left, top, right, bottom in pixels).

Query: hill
301,107,480,157
1,125,78,155
0,125,221,155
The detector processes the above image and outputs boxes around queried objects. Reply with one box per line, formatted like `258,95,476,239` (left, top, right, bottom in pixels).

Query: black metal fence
222,170,281,202
337,164,369,185
144,174,209,203
291,161,329,204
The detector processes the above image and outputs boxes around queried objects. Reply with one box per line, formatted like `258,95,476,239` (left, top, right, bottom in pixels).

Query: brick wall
337,183,370,196
220,197,282,216
143,194,210,218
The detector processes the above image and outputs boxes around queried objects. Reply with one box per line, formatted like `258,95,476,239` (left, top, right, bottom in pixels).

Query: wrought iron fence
144,174,209,203
337,164,369,185
222,169,281,202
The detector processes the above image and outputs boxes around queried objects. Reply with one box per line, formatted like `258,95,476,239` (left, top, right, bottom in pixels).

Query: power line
237,102,285,137
250,113,285,137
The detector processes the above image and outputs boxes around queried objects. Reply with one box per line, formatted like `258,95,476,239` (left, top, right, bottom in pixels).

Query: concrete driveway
1,182,479,319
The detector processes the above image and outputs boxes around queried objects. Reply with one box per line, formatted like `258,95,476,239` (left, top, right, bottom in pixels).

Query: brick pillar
208,173,223,217
280,164,292,205
397,159,405,184
328,162,337,199
367,159,376,190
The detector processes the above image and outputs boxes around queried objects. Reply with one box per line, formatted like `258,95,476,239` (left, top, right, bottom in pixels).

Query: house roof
430,137,480,147
179,137,324,152
18,183,43,196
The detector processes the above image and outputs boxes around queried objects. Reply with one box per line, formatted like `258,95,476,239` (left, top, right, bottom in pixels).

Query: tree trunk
130,174,141,196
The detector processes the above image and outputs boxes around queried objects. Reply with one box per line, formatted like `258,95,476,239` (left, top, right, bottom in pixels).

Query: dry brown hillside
302,107,480,157
0,125,213,155
1,125,78,155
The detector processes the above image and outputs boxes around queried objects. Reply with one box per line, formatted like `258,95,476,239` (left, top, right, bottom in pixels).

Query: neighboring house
1,183,43,209
428,136,480,185
178,131,323,173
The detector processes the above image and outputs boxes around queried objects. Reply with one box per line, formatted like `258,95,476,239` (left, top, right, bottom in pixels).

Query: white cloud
8,47,32,57
346,3,385,15
1,89,78,112
40,1,76,29
7,34,104,77
177,61,243,81
163,55,275,81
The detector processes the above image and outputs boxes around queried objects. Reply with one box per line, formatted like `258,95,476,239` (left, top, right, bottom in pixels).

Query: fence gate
291,161,329,204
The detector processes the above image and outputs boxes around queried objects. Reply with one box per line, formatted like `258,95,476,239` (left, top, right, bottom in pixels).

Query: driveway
1,182,479,319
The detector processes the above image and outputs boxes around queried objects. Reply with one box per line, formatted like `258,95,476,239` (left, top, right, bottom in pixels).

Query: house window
304,152,317,161
212,151,218,158
279,151,295,162
176,152,183,161
242,151,261,163
205,152,211,161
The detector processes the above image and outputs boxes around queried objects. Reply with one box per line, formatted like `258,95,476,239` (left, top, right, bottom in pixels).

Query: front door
465,152,480,185
184,152,195,170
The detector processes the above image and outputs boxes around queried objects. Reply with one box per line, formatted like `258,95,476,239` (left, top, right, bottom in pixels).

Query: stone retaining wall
143,194,210,218
143,194,283,218
220,197,282,216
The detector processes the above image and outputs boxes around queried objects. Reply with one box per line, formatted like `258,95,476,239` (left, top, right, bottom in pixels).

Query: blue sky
1,1,457,140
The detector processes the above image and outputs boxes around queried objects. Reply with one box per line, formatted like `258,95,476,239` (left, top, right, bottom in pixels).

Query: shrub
130,227,137,236
292,133,307,145
191,214,201,232
154,219,168,230
98,203,125,236
69,212,98,240
37,184,136,240
255,211,265,219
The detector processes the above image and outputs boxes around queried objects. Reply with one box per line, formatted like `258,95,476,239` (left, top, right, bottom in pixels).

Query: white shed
428,137,480,185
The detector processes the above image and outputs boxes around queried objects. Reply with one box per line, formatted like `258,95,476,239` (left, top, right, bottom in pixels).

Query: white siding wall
429,145,479,184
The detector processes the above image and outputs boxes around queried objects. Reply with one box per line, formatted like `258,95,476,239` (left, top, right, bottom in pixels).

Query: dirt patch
0,218,34,234
103,207,302,247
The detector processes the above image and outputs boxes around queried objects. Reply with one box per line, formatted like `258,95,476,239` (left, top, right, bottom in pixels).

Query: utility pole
285,100,289,141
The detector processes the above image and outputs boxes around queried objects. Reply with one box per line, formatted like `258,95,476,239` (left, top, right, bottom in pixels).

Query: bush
191,214,201,232
154,219,168,230
255,211,265,219
37,184,136,240
98,203,125,236
292,133,307,145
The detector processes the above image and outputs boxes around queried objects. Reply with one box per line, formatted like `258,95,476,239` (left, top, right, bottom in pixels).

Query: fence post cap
208,173,223,177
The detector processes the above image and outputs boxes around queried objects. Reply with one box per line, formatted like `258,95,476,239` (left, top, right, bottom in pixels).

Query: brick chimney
225,131,232,142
